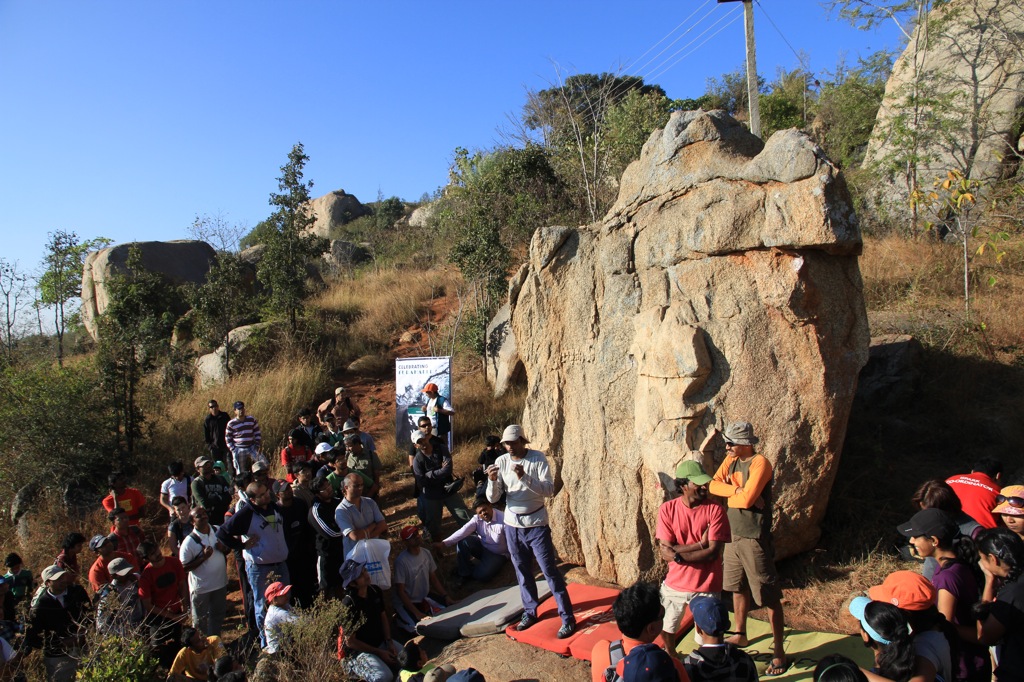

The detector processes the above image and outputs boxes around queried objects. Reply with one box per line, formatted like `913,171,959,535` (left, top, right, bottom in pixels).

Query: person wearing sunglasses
992,485,1024,543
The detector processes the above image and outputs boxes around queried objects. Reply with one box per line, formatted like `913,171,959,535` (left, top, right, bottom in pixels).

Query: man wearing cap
412,430,470,541
203,399,230,466
95,557,144,636
683,596,758,681
87,533,135,593
192,457,232,526
656,459,730,658
346,432,383,499
432,496,509,585
487,424,576,639
708,421,787,676
317,386,360,428
393,525,451,632
422,383,454,443
590,581,690,682
179,506,229,637
225,401,264,476
339,559,404,680
336,473,388,560
216,481,290,649
343,416,378,458
27,564,89,682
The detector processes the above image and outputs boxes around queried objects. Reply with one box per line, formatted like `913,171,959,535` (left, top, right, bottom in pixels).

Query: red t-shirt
139,556,185,612
88,551,136,592
656,497,731,592
946,472,1000,529
102,488,147,524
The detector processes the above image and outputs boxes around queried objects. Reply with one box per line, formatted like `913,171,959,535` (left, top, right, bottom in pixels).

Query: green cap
675,460,711,485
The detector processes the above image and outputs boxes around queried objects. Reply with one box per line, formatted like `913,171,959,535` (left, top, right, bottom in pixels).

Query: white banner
396,356,451,448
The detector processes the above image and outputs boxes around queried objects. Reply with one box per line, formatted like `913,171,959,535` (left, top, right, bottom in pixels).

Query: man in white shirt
432,496,509,584
179,506,229,637
486,424,576,639
393,525,451,632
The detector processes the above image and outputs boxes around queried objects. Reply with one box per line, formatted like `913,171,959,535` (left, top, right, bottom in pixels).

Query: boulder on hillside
864,0,1024,222
303,189,372,239
195,322,275,388
408,203,436,228
323,239,372,271
500,109,870,585
484,304,523,397
81,240,217,342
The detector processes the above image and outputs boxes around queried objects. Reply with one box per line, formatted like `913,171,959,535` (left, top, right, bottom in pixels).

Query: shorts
722,536,782,607
660,583,718,634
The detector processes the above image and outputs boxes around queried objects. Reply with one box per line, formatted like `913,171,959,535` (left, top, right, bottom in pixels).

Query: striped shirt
225,415,261,452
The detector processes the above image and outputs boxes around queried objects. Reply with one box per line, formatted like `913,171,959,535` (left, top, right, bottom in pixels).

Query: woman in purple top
899,508,990,681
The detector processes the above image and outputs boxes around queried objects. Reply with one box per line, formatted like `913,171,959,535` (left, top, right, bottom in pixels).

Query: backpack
603,639,626,682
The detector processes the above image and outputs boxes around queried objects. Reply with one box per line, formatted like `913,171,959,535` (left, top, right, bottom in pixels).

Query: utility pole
718,0,761,137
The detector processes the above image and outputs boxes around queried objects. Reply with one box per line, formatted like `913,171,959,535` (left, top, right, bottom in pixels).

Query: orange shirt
708,454,772,509
591,636,690,682
101,488,147,524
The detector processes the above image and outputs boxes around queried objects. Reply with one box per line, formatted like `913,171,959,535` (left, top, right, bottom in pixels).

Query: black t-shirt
342,586,385,650
167,519,193,545
478,447,501,469
992,578,1024,681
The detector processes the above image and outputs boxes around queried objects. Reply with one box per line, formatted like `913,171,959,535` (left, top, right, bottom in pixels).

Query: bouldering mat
568,609,693,662
674,616,874,680
505,583,620,657
416,581,550,640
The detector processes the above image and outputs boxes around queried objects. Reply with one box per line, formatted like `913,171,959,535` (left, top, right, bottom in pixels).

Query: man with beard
656,459,730,659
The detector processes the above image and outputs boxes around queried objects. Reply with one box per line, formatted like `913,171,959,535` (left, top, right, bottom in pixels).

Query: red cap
868,571,936,611
264,581,292,602
400,525,421,540
421,383,439,393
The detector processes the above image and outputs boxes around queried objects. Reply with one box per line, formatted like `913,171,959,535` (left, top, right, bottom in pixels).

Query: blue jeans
456,536,508,582
245,560,289,648
505,525,574,625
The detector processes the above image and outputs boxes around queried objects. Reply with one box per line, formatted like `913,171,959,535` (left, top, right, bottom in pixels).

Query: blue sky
0,1,901,274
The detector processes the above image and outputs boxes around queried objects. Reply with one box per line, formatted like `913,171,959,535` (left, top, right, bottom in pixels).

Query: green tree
97,245,174,455
256,143,328,333
813,52,893,167
186,252,253,375
703,67,766,118
604,89,673,178
37,230,111,366
375,193,405,231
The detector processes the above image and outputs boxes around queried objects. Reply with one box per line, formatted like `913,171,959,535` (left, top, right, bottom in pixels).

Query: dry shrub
273,595,363,682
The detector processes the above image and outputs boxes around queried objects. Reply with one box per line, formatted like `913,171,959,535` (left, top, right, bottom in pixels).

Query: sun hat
674,460,712,486
500,425,529,444
897,508,959,541
722,422,759,446
342,419,359,433
868,571,936,611
992,485,1024,517
339,559,366,589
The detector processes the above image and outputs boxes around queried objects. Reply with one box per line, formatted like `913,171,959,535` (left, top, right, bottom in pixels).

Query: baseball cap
621,643,678,682
41,565,67,582
334,387,346,395
89,534,111,552
411,431,429,444
339,559,366,589
674,460,711,486
194,456,212,469
251,460,269,473
897,508,959,541
233,401,244,410
107,557,135,577
722,421,758,445
400,525,421,541
689,596,729,636
421,383,439,393
272,480,291,494
992,485,1024,517
500,424,529,444
868,571,936,611
849,596,896,644
315,442,334,455
264,582,292,601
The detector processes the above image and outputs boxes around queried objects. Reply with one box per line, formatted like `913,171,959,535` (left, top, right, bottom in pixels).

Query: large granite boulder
864,0,1024,220
195,322,275,388
303,189,372,239
484,304,524,397
81,240,216,341
503,110,870,584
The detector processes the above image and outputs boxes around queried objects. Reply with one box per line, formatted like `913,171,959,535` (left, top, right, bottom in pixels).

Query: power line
754,0,811,72
647,10,744,83
627,1,719,77
643,5,742,83
620,0,715,74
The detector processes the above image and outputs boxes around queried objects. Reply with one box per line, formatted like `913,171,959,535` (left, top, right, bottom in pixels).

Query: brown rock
503,110,870,584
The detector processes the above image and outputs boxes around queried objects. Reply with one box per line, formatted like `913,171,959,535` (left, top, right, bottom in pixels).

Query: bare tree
0,259,30,365
187,212,247,254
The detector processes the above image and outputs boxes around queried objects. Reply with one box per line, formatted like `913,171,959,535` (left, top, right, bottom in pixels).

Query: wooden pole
743,0,761,137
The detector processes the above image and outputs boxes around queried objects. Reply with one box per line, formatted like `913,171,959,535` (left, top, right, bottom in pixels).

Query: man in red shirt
86,534,134,593
138,541,187,668
101,473,147,528
656,459,730,659
946,458,1003,529
107,507,143,571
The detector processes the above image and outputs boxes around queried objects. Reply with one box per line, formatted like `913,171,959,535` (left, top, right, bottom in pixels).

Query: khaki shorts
723,536,782,607
660,583,718,634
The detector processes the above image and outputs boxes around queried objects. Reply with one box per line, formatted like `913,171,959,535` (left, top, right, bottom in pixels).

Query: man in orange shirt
708,421,788,677
101,473,147,528
590,581,690,682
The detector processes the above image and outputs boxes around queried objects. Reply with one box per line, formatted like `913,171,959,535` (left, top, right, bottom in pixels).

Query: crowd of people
0,380,1022,682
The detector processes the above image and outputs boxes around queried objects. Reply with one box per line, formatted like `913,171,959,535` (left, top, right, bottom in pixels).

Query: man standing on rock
708,421,788,677
225,401,264,476
657,459,730,658
486,424,576,639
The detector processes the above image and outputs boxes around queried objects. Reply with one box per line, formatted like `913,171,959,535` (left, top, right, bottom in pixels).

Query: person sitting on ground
393,526,451,633
167,625,226,681
472,436,503,499
167,496,195,557
813,654,868,682
956,527,1024,682
590,581,690,682
95,557,145,636
431,497,509,586
262,582,297,656
946,458,1003,529
160,462,192,516
683,595,757,681
107,507,143,571
339,559,404,682
3,552,33,608
991,484,1024,543
280,430,313,483
102,473,147,528
211,653,247,682
411,431,470,541
897,508,990,680
54,532,86,583
87,533,134,593
346,433,383,500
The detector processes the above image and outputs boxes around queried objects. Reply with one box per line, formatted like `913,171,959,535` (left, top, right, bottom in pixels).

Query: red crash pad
505,583,620,656
568,610,694,661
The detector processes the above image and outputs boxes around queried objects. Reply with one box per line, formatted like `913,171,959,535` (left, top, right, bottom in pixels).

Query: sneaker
556,622,576,639
515,612,538,631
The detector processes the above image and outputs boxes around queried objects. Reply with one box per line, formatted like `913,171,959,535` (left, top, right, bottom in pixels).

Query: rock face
504,110,870,585
408,203,435,228
323,239,372,270
484,304,523,397
856,335,923,408
194,322,274,388
81,240,217,341
303,189,372,238
864,0,1024,218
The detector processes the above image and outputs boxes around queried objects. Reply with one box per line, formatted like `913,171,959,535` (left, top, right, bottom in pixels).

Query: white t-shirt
394,548,436,602
161,476,190,503
179,526,228,595
264,604,297,654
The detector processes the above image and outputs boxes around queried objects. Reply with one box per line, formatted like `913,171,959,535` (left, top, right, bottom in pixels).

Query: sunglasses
996,495,1024,508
